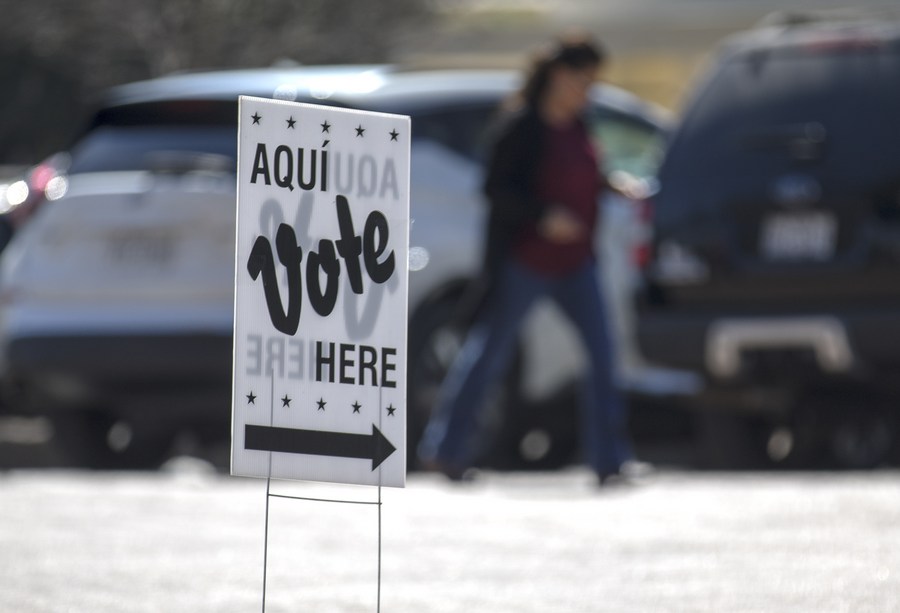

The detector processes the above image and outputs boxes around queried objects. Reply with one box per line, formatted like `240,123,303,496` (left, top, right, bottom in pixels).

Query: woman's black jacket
480,107,550,283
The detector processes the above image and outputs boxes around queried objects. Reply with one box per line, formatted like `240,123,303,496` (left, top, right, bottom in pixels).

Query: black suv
637,16,900,468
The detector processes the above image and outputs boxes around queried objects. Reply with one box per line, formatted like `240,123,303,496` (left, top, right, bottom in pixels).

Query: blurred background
1,0,899,472
2,0,893,169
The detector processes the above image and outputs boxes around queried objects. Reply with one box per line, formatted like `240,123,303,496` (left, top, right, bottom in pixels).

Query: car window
588,111,667,181
660,41,900,206
67,97,668,181
411,104,501,163
414,102,667,181
72,100,504,173
68,100,240,174
68,125,237,174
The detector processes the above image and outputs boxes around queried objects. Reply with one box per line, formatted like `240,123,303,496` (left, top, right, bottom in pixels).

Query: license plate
106,232,176,268
759,212,836,261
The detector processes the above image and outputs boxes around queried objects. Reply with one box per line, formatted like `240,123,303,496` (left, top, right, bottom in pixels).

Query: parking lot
2,7,900,613
2,458,898,613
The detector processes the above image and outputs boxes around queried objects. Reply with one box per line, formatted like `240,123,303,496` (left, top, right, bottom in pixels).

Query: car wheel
824,403,894,470
51,410,174,470
693,411,770,470
406,287,520,470
788,390,895,470
496,383,579,471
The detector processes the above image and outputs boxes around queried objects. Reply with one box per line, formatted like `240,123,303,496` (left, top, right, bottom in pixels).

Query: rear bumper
3,334,233,416
637,308,900,387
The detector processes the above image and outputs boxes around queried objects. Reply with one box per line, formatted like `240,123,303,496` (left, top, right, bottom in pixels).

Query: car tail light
632,197,654,270
29,163,58,193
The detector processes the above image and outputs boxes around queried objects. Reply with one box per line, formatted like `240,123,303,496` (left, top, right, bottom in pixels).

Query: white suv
0,65,679,468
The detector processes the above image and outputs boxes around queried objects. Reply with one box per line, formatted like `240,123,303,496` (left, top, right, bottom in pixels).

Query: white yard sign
231,96,408,487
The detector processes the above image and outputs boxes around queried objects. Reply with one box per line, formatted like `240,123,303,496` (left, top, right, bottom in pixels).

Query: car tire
406,284,521,470
693,411,770,470
806,392,895,470
827,409,894,469
51,410,174,470
493,383,579,471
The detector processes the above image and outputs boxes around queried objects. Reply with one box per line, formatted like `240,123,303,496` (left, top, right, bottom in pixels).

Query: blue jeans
418,258,632,475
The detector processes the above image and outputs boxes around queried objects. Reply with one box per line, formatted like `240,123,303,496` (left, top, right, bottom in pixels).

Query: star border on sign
246,391,256,405
251,112,261,125
321,120,331,133
316,398,327,411
389,129,399,142
386,404,397,416
355,125,365,137
352,401,362,414
281,395,291,408
286,116,296,129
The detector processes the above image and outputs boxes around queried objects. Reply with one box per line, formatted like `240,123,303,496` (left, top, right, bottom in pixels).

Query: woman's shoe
420,458,474,482
597,460,654,488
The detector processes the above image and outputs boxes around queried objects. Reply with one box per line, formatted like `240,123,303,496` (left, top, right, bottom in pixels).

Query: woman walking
417,33,638,485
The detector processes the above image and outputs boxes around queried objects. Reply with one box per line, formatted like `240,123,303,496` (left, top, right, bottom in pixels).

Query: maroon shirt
515,120,603,276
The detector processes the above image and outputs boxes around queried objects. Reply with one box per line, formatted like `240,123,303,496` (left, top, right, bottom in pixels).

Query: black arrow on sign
244,424,396,470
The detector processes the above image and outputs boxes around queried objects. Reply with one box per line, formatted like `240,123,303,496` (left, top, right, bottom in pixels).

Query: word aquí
247,194,395,336
249,143,401,200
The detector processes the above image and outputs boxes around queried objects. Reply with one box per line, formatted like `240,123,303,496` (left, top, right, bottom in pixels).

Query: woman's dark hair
519,33,605,109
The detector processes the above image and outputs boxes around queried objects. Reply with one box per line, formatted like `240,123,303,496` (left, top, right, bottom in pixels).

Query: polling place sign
231,96,409,487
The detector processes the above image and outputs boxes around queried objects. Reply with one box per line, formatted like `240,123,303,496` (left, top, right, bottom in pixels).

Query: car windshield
66,99,242,174
66,94,667,182
67,125,238,174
